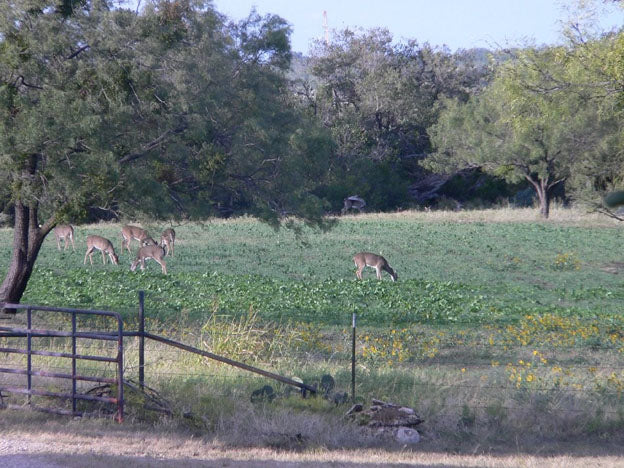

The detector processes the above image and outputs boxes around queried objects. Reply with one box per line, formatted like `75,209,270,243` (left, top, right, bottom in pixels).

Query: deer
53,224,75,251
160,228,176,256
341,195,366,215
353,252,397,282
84,235,119,265
121,225,157,254
131,245,167,275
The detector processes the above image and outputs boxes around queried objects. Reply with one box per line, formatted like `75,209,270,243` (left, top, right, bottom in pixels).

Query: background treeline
293,14,624,220
2,0,623,232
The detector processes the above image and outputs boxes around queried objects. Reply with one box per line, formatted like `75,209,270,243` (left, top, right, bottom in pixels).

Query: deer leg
70,235,75,251
375,266,382,280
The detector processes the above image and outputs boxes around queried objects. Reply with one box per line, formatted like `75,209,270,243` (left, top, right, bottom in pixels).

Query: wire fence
2,296,624,423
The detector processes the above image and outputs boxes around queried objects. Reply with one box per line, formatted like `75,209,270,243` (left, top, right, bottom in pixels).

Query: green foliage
304,27,491,212
6,215,623,329
425,38,624,218
0,0,336,228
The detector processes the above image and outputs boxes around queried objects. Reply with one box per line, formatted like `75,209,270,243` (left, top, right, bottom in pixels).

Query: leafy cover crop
0,214,619,328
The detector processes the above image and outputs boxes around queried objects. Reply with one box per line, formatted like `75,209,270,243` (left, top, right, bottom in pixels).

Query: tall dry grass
342,205,620,227
2,410,624,467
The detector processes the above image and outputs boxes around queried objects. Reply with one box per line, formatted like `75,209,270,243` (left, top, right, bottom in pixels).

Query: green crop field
3,208,624,448
1,209,621,326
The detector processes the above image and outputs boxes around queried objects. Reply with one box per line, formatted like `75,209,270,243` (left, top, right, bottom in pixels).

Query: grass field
2,207,624,455
3,207,623,324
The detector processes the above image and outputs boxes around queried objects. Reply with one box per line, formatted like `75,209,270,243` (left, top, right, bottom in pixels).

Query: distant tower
323,10,329,45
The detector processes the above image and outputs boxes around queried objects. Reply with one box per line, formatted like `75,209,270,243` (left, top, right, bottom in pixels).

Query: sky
211,0,624,53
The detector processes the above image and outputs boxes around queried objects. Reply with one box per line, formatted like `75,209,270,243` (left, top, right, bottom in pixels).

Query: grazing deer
121,225,157,254
53,224,75,251
341,195,366,215
84,235,119,265
131,245,167,274
160,228,176,256
353,252,397,282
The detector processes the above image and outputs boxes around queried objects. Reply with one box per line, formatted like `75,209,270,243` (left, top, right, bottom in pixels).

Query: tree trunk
536,184,550,219
526,176,551,219
0,202,48,311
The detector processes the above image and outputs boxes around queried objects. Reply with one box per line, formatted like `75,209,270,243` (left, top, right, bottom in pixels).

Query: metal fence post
116,315,124,423
72,312,77,415
27,307,32,406
352,312,356,403
138,291,145,391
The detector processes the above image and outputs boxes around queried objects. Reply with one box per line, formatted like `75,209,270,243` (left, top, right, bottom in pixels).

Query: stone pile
346,398,423,444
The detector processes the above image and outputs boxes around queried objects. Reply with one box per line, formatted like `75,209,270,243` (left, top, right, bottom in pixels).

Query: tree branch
15,76,43,90
118,124,188,164
67,45,90,60
595,207,624,222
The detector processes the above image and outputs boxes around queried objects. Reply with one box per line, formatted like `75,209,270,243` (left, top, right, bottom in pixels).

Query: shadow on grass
2,410,624,464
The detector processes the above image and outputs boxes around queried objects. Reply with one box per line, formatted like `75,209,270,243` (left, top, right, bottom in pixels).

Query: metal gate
0,303,124,422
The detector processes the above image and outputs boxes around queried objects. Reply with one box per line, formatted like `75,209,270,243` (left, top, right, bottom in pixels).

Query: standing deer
341,195,366,215
53,224,75,251
84,235,119,265
160,228,176,256
131,245,167,274
353,252,397,281
121,225,157,254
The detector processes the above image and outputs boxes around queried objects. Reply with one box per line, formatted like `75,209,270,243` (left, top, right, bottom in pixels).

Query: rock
348,398,423,431
250,385,275,402
332,392,349,405
365,400,423,427
320,374,335,395
395,426,420,444
367,405,423,427
345,403,363,416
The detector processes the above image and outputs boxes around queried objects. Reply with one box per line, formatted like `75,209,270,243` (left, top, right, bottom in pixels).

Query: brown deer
353,252,397,281
131,245,167,274
53,224,75,251
160,228,176,256
84,235,119,265
121,225,157,254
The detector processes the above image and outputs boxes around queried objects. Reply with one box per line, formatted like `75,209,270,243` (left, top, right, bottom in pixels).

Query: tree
562,30,624,219
426,46,595,218
0,0,158,305
146,6,335,226
302,28,490,210
0,0,335,306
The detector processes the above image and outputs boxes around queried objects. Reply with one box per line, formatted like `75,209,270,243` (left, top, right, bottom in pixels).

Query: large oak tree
426,47,595,218
0,0,334,306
